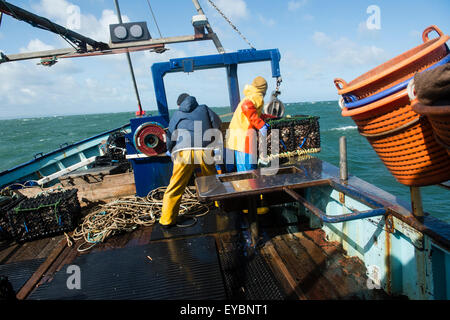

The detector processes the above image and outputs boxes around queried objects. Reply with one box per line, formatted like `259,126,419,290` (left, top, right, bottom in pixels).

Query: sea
1,101,449,223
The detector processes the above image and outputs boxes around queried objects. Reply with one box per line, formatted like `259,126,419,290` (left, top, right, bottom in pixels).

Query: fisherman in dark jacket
159,93,222,227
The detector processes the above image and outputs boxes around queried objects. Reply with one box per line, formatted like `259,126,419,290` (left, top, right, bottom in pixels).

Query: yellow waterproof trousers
159,150,216,226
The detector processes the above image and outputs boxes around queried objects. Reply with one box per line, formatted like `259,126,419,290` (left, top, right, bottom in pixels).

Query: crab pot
7,189,81,242
0,195,26,241
265,115,321,157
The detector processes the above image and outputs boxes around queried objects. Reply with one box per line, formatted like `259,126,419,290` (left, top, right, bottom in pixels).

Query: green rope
14,198,62,224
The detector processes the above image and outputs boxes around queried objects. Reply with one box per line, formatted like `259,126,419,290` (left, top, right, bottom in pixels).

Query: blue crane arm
151,48,281,122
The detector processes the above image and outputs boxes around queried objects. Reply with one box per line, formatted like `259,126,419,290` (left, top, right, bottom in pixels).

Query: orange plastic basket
335,26,450,186
412,103,450,156
334,25,449,100
342,91,450,186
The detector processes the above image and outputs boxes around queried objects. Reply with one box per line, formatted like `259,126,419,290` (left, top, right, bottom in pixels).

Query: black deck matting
218,234,286,300
150,209,242,241
0,258,45,293
28,236,226,300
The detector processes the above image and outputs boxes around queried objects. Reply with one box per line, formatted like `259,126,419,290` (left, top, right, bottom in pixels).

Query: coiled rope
65,186,209,252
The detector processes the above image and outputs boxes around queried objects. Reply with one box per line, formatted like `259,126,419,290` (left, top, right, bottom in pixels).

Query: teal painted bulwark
0,124,130,188
305,176,450,300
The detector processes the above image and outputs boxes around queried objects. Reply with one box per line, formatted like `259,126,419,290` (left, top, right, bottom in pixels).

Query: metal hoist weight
264,77,285,117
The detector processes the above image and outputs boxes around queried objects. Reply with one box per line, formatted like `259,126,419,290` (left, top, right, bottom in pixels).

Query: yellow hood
225,84,266,153
243,84,264,111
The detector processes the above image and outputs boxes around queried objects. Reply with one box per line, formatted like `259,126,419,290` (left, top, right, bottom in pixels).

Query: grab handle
334,78,348,90
422,25,444,42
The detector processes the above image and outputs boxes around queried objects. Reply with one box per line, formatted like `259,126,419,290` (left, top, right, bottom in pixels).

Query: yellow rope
67,186,209,252
260,147,321,162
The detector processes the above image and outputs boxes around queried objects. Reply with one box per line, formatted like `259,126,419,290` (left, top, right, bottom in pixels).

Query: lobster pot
265,116,321,158
7,189,81,242
348,94,450,186
412,103,450,156
334,25,449,101
0,195,26,241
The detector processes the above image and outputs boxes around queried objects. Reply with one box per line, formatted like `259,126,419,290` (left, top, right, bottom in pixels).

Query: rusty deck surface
0,207,390,300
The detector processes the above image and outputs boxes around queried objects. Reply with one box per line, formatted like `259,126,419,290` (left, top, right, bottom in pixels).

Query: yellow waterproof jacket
226,84,266,154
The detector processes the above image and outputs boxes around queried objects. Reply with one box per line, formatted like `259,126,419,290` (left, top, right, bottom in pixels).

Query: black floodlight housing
110,22,151,43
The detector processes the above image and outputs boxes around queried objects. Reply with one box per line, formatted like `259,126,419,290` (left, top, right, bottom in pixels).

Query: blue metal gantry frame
126,49,280,196
150,48,281,122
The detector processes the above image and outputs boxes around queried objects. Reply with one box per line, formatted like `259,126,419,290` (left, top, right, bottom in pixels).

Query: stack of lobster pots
334,25,450,186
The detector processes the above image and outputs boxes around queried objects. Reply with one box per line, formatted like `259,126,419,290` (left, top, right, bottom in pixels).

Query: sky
0,0,449,119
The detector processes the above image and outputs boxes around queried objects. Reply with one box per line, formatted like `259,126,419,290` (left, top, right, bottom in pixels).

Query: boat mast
191,0,225,53
113,0,145,117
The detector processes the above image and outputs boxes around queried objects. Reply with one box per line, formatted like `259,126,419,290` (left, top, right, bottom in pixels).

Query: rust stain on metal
339,192,345,204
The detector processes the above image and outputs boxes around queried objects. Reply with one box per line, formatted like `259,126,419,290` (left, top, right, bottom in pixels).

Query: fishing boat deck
0,203,390,300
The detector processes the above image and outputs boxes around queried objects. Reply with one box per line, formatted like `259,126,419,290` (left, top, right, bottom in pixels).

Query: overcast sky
0,0,449,119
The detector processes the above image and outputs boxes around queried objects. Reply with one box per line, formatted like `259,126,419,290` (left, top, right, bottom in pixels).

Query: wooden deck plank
292,233,358,299
0,243,22,264
35,236,65,259
260,241,307,300
38,243,74,285
16,238,67,300
273,234,341,299
8,238,52,263
302,230,343,257
296,230,390,299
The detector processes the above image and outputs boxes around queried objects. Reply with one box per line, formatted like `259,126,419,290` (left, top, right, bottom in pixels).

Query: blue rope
280,139,288,151
343,53,450,109
298,138,307,149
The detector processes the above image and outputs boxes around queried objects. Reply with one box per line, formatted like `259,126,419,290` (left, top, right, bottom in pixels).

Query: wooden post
339,136,348,204
339,136,348,183
410,186,424,219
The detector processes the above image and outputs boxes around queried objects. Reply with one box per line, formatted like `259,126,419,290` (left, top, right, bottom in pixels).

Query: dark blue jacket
166,96,222,153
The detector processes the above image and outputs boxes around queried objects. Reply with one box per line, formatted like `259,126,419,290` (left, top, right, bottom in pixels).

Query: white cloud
312,31,386,66
302,14,314,22
288,0,307,12
357,21,380,40
207,0,248,21
258,14,275,27
19,39,55,53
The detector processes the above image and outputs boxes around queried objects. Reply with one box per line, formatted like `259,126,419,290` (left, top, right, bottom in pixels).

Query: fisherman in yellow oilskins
226,76,270,214
159,93,222,228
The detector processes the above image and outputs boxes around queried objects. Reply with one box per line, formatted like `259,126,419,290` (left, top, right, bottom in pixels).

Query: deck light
109,22,151,43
